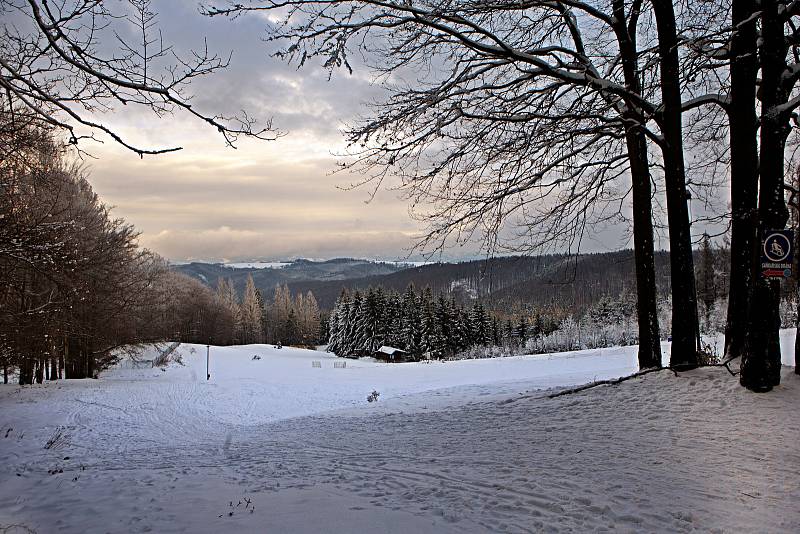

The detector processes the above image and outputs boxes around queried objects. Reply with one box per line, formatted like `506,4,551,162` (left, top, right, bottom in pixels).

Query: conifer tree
401,285,422,359
515,316,529,346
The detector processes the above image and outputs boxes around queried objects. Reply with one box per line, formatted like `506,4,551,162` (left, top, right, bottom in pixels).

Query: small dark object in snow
228,512,234,517
63,456,70,460
4,428,12,438
367,390,380,402
252,355,261,360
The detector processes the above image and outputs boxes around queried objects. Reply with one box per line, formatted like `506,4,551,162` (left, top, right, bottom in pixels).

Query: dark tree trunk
651,0,699,367
629,134,662,368
18,356,33,385
35,358,43,384
87,343,95,379
725,0,760,361
741,0,791,391
612,0,661,369
50,356,58,381
796,214,800,374
59,338,64,379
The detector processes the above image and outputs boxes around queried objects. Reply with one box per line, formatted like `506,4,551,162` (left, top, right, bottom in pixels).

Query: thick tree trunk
741,0,790,391
725,0,760,361
611,2,662,369
651,0,699,367
629,133,662,368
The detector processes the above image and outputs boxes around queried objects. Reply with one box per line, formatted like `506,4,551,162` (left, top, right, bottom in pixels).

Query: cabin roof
377,346,406,355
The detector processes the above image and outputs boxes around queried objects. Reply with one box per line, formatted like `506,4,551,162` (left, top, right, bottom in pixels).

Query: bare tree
1,0,276,156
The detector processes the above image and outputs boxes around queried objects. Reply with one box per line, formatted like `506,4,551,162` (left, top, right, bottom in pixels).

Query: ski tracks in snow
220,368,800,533
1,346,799,533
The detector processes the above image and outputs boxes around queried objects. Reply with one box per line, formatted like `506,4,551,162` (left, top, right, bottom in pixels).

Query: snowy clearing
1,337,798,533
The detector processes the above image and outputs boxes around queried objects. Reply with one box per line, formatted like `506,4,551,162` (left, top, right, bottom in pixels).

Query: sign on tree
761,229,794,278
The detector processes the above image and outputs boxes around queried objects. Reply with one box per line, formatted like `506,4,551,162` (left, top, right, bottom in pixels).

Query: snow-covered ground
1,337,798,533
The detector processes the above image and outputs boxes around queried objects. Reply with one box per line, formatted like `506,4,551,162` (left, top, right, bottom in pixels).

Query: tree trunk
651,0,699,367
18,356,33,385
796,216,800,374
725,0,760,361
742,0,790,391
35,357,43,384
59,337,64,379
611,0,662,369
86,340,95,379
50,356,58,381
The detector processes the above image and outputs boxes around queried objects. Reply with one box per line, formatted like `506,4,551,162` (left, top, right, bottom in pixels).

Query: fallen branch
548,356,740,399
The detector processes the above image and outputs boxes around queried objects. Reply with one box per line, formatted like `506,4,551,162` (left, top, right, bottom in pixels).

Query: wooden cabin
374,346,407,363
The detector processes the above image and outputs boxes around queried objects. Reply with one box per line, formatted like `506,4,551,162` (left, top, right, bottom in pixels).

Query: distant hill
174,258,406,297
273,251,674,312
175,251,675,314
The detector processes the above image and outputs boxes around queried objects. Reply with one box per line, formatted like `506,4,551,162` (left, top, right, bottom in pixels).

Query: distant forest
176,249,730,316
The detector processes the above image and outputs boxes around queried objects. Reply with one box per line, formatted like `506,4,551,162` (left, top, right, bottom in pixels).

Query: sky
83,1,431,262
80,1,716,263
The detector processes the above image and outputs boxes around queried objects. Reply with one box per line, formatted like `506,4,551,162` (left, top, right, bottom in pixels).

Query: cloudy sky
80,1,695,263
81,1,429,262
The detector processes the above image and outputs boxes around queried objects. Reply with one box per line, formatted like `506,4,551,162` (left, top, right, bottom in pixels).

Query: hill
175,251,676,314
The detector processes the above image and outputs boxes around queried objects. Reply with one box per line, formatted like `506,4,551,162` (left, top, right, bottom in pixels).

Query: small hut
375,346,407,363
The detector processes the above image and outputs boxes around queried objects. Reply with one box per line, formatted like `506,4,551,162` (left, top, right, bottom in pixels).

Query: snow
223,262,291,269
382,260,434,267
1,336,798,533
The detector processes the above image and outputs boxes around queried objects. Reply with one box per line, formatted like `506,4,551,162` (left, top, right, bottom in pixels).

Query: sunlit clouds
82,1,421,262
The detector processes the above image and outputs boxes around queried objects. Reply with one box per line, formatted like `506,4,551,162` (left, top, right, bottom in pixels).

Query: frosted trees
262,284,319,345
241,275,264,343
217,278,243,344
327,286,504,359
300,291,320,345
0,128,188,382
269,284,292,343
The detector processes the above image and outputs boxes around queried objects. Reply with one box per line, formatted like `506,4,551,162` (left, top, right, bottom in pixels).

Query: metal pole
206,345,210,380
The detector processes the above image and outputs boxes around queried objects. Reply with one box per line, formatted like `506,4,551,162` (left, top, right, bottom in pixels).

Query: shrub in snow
367,390,380,402
779,297,797,328
697,298,727,335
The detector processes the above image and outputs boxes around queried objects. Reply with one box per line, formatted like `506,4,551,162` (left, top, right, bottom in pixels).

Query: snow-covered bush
779,298,797,328
698,297,727,335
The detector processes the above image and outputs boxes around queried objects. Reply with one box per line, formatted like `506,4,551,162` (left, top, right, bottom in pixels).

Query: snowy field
1,337,798,533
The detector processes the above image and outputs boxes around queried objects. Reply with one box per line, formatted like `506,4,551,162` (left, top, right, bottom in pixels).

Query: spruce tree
515,315,528,346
